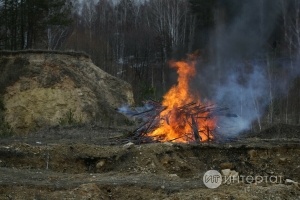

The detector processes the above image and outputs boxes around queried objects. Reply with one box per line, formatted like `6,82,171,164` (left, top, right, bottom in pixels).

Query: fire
148,56,216,143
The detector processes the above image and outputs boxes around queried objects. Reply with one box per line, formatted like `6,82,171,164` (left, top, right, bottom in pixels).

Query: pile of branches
118,98,237,144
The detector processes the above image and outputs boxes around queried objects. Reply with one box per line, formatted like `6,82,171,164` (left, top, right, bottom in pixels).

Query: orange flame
148,55,216,143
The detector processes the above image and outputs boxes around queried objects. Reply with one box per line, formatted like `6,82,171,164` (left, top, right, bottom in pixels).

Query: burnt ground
0,124,300,199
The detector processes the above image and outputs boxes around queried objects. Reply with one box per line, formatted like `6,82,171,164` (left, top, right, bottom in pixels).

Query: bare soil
0,124,300,200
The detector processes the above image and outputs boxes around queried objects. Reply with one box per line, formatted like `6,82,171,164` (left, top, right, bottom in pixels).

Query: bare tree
81,0,97,54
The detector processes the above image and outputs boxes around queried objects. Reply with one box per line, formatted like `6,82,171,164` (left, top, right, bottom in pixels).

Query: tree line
0,0,72,49
1,0,300,130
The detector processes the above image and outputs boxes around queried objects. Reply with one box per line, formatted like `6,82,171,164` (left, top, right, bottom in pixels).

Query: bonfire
119,55,236,144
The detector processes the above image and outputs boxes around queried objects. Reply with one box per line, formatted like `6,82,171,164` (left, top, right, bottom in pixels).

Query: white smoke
196,0,284,135
213,62,269,134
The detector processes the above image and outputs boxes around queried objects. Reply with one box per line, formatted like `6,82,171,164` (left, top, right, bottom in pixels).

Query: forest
1,0,300,133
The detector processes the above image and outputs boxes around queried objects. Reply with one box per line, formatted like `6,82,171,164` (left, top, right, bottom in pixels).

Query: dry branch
120,99,237,144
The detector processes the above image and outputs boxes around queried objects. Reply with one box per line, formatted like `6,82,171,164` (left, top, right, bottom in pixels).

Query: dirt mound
0,50,134,135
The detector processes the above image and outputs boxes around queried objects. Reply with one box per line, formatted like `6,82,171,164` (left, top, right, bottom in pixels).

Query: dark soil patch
0,124,300,199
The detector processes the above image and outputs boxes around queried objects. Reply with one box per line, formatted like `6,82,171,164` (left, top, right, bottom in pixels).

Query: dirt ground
0,124,300,200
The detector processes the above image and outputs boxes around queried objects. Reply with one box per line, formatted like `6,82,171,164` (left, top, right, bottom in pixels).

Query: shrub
58,109,82,126
0,118,14,138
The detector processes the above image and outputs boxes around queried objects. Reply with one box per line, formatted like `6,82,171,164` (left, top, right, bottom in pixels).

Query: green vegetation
124,118,135,126
58,109,82,126
0,96,4,111
140,84,156,102
0,118,14,138
0,96,14,138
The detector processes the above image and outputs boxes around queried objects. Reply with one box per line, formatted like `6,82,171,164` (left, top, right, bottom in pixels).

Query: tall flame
148,55,216,143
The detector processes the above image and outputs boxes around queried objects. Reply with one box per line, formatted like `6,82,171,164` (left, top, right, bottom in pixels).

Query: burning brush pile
119,56,237,144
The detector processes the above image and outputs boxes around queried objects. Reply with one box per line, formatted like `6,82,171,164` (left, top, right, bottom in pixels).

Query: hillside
0,50,134,135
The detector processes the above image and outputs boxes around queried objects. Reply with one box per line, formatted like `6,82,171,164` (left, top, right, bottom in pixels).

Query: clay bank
0,50,134,135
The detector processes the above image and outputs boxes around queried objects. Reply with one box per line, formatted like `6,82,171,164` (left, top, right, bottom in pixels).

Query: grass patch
0,95,14,138
124,118,135,126
0,96,4,111
58,109,82,126
0,118,14,138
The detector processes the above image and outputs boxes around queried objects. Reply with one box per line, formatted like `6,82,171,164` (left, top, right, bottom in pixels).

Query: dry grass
0,49,90,58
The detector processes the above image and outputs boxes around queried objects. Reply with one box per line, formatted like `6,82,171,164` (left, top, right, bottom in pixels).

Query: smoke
196,0,286,134
217,0,282,60
117,103,154,117
213,62,269,134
